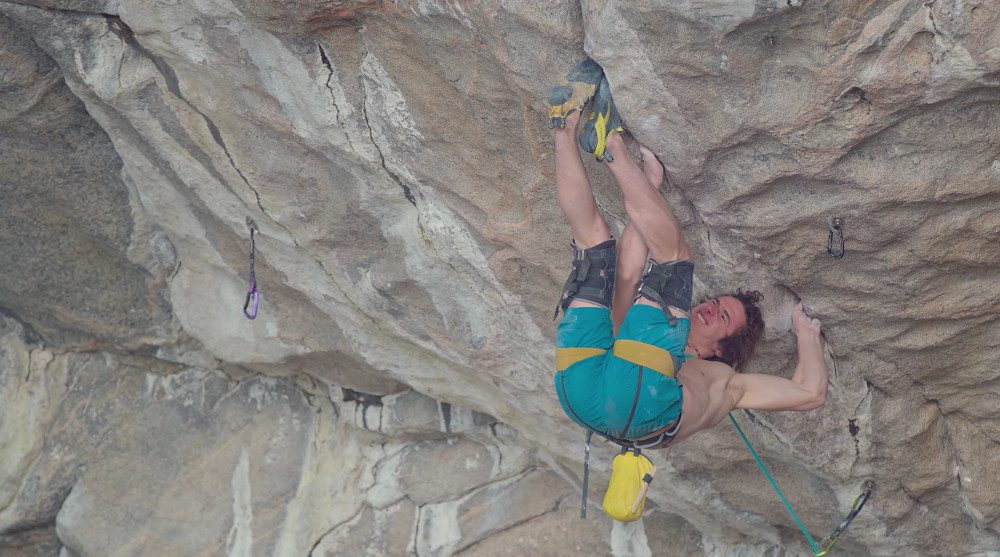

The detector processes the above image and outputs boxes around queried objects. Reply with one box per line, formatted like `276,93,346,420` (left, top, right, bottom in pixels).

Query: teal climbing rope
728,413,823,555
728,413,875,556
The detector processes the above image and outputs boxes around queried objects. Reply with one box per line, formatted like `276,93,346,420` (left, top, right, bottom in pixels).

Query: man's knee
573,216,613,250
649,240,693,267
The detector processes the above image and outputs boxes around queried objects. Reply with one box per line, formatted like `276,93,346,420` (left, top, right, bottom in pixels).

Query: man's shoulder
678,357,737,384
682,357,736,375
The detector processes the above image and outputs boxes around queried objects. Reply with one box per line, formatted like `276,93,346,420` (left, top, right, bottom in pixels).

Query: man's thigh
555,307,614,432
556,307,613,351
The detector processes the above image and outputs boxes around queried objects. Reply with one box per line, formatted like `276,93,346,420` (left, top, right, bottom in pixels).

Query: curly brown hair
716,289,765,372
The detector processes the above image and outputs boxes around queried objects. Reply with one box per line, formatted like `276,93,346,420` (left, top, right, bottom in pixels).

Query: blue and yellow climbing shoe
548,57,605,129
578,75,624,162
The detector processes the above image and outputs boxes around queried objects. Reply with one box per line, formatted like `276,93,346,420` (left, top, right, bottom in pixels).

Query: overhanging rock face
0,0,998,555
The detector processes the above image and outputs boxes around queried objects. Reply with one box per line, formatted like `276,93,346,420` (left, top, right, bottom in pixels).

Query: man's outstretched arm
730,303,828,412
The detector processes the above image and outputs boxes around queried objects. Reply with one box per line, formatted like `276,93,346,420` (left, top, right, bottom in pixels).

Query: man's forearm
792,331,828,401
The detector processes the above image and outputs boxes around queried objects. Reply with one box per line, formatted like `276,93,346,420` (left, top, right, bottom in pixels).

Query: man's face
688,296,748,359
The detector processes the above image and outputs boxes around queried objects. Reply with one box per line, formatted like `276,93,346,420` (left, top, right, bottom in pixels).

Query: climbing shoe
578,75,624,162
548,57,605,129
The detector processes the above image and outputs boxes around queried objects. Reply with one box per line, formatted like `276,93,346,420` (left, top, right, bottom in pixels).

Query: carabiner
243,284,258,320
827,218,845,259
243,224,259,319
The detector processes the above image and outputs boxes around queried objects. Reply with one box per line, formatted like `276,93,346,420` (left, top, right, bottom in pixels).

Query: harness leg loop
555,239,617,319
635,259,694,324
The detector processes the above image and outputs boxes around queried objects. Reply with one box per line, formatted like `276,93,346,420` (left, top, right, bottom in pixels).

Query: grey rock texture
0,12,173,349
0,0,998,555
0,316,562,556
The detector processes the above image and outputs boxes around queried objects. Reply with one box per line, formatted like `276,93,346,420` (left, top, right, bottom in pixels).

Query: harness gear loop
581,429,593,518
827,218,845,259
243,223,259,320
729,413,875,556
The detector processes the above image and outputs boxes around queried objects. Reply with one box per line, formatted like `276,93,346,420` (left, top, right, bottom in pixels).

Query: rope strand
728,413,822,555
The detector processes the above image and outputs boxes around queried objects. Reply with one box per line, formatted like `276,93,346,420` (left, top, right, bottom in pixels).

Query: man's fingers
791,302,822,333
795,302,816,318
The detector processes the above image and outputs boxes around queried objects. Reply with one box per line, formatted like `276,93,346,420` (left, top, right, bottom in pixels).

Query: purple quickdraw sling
243,224,259,319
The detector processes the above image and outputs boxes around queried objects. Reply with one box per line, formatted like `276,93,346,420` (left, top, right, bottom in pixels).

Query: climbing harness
729,413,874,556
243,218,259,320
827,218,845,259
554,239,617,320
634,259,694,327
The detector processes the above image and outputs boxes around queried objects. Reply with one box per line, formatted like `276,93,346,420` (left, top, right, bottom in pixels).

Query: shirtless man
551,70,828,449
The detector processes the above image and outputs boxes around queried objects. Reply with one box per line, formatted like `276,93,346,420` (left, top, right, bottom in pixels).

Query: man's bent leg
555,111,612,251
553,110,617,312
603,135,694,319
611,224,645,331
611,146,667,330
603,133,692,265
555,305,614,433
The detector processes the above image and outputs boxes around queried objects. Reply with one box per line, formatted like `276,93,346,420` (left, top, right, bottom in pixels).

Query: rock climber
550,59,829,450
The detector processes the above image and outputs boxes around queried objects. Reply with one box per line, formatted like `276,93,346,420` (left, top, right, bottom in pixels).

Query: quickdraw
243,218,259,320
729,414,874,556
816,481,875,555
827,218,845,259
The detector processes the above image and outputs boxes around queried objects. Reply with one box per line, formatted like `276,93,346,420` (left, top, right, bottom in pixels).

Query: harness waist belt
612,339,676,378
555,347,607,372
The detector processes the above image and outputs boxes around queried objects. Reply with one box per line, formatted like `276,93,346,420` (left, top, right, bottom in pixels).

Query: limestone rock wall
0,316,634,556
0,0,998,555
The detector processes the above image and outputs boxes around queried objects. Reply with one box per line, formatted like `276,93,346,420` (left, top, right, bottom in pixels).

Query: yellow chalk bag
602,449,656,522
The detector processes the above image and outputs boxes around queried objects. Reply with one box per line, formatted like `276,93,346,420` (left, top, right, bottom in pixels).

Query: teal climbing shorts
554,304,689,440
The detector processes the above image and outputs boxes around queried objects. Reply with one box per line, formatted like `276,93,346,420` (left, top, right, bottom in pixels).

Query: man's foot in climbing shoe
639,144,664,190
548,57,605,129
578,75,624,162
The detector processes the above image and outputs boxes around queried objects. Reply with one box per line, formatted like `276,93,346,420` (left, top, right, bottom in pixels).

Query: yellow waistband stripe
612,340,676,378
555,347,607,372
